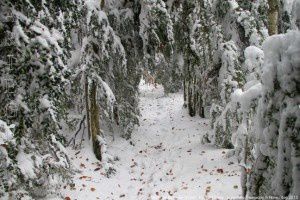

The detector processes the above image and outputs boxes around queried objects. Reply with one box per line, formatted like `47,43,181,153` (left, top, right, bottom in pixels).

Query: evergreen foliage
0,0,299,198
0,0,142,198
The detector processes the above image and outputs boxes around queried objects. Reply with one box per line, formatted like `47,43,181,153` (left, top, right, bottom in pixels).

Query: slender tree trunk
278,0,283,33
188,76,195,117
241,135,249,197
268,0,279,35
193,80,197,115
90,81,102,161
85,73,91,139
100,0,105,9
197,92,200,116
183,79,187,107
199,92,205,118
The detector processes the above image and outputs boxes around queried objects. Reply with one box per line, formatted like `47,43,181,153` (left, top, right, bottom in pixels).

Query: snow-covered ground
61,83,241,200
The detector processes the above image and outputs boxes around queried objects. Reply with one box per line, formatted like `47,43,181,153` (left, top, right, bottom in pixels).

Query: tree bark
100,0,105,9
85,73,91,139
183,79,187,107
90,81,102,161
188,76,195,117
198,92,205,118
193,80,197,115
241,135,249,197
268,0,279,35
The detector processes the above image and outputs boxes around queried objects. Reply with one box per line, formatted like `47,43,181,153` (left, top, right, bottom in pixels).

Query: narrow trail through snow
62,84,241,200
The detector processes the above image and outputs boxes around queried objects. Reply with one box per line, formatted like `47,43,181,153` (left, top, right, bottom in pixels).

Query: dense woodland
0,0,299,199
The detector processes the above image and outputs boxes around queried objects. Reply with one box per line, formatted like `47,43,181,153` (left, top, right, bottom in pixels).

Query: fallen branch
68,115,86,147
79,119,86,148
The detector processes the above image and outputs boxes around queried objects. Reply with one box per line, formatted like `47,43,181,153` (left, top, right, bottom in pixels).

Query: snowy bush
0,0,142,197
139,0,182,94
209,40,243,148
231,46,264,156
203,0,269,149
0,1,74,198
0,0,299,198
246,30,300,197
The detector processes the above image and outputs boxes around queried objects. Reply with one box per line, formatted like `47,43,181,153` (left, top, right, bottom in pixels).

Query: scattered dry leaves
80,163,86,168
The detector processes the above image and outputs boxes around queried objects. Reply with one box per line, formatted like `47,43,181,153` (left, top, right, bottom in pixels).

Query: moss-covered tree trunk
90,81,102,161
268,0,279,35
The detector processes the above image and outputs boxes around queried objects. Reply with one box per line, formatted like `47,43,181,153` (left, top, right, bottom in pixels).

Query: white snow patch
0,120,14,145
17,149,36,179
61,84,241,199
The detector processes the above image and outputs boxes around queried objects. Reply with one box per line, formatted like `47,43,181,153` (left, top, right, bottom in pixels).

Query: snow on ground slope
61,83,241,200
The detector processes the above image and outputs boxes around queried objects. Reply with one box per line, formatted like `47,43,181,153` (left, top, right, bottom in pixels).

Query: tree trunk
268,0,279,35
183,79,187,107
100,0,105,9
193,81,197,115
241,135,249,197
188,77,195,117
85,73,91,139
90,81,102,161
198,92,205,118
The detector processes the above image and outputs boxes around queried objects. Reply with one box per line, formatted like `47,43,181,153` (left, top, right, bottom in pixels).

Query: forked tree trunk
268,0,279,35
90,81,102,161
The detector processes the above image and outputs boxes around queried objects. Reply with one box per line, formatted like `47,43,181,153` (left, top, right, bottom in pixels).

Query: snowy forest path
62,83,241,200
